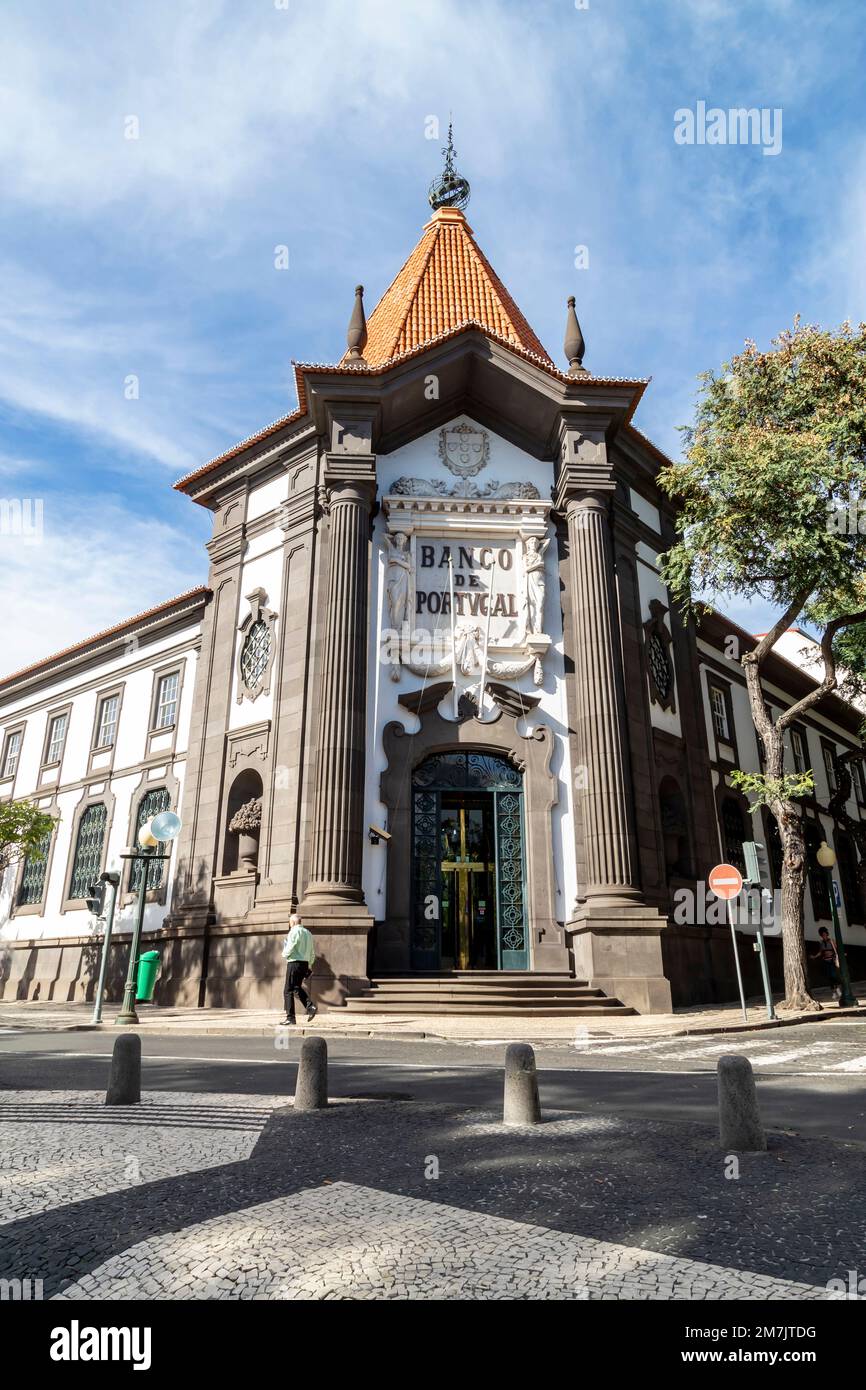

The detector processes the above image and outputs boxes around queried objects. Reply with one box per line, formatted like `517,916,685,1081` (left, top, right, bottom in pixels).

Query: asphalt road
2,1019,866,1143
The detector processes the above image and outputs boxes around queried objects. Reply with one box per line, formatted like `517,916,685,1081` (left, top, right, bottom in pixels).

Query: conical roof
346,206,552,367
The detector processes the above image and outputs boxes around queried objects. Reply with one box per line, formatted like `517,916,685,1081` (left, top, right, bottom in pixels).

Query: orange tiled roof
347,206,553,367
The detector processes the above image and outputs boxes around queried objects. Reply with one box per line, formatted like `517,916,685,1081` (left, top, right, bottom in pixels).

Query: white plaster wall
228,529,284,730
0,625,200,944
361,416,577,929
629,488,662,536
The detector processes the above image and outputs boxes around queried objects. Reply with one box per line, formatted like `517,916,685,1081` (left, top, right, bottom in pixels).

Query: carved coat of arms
438,424,490,479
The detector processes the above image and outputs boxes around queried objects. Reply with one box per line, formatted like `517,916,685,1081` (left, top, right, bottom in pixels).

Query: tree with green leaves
0,800,57,878
659,318,866,1012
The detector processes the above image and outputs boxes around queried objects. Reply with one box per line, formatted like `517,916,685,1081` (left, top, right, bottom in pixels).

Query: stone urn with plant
229,797,262,873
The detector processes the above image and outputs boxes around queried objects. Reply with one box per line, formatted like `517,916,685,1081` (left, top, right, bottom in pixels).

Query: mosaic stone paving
0,1091,287,1224
54,1182,830,1302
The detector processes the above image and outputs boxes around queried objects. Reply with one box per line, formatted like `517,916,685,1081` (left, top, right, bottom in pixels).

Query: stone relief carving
391,475,540,500
438,423,490,478
521,536,549,635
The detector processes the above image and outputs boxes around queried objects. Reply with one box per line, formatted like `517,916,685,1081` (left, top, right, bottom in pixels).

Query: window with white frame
709,684,730,741
154,672,179,730
790,727,808,775
2,730,21,778
46,712,68,765
823,743,839,795
95,694,119,748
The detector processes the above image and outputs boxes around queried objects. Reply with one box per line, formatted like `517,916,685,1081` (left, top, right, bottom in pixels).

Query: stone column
566,489,642,906
299,445,376,1002
556,433,671,1014
304,475,374,902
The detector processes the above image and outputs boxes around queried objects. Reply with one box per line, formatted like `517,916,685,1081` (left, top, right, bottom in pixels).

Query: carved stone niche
643,598,677,713
236,588,278,704
376,683,570,976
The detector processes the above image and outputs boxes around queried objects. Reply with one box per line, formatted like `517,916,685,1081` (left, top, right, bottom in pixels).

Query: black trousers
284,960,312,1021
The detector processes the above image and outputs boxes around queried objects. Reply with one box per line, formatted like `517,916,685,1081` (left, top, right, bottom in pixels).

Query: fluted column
304,478,373,903
566,491,641,905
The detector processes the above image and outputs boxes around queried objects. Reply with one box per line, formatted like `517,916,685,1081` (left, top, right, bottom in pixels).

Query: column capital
323,452,377,509
554,461,616,514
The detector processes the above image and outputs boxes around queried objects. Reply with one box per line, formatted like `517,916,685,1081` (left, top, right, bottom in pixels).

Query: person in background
810,926,841,1000
280,912,318,1025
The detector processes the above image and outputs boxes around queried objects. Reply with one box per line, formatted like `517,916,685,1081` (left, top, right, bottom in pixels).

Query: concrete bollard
105,1033,141,1106
294,1035,328,1111
717,1054,767,1151
503,1042,541,1125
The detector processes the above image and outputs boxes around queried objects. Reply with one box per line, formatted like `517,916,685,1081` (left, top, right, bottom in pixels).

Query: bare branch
776,608,866,732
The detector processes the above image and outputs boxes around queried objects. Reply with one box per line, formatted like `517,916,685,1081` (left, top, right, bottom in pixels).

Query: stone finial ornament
564,295,587,375
345,284,368,363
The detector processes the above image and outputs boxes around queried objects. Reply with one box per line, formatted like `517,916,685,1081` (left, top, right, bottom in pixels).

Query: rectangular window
709,685,730,741
154,672,179,730
857,762,866,804
823,744,838,796
791,728,808,775
46,712,68,765
95,694,119,749
2,730,21,778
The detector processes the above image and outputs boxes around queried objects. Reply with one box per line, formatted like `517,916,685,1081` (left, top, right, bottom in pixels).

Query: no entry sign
708,863,744,900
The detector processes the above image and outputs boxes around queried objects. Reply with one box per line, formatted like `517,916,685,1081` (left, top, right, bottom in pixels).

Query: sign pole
709,863,748,1025
477,560,496,718
726,896,749,1024
447,554,459,718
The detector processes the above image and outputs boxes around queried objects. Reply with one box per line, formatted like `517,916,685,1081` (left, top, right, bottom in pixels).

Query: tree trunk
774,797,820,1013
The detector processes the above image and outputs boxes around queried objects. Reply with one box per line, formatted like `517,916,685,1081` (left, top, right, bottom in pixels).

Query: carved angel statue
521,535,549,635
384,531,412,630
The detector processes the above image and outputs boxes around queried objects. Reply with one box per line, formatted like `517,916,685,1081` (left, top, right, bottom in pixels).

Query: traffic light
743,840,772,890
85,880,106,916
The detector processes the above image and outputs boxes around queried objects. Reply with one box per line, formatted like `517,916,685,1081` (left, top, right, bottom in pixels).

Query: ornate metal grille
69,804,107,900
648,633,672,700
495,791,526,956
240,620,271,692
413,751,520,791
17,831,52,907
411,790,440,962
131,787,171,893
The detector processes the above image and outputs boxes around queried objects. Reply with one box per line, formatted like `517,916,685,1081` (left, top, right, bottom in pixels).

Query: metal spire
428,120,471,212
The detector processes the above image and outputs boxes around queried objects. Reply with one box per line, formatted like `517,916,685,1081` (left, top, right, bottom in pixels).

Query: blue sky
1,0,863,672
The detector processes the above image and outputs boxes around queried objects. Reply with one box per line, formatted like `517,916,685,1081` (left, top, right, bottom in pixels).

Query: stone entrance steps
345,972,635,1016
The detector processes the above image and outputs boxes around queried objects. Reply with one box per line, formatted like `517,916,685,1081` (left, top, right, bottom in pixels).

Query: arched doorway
411,751,527,971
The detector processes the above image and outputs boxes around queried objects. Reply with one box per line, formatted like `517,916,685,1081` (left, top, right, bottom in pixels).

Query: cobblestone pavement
0,1091,287,1224
1,1097,863,1300
53,1182,830,1301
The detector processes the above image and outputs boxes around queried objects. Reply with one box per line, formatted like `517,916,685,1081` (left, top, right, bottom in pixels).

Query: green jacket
282,924,315,968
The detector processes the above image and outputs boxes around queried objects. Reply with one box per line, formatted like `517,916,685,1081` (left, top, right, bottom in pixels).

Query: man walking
280,913,318,1025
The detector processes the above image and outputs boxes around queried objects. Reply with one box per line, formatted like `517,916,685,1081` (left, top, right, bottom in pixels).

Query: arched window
659,777,691,880
18,829,53,907
804,823,831,920
720,797,747,875
131,787,172,893
240,621,271,693
69,804,107,900
764,812,784,889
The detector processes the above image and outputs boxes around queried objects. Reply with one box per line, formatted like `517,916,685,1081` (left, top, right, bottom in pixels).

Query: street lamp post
115,810,181,1027
816,840,858,1009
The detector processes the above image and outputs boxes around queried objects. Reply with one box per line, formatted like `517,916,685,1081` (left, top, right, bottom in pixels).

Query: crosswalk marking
830,1054,866,1072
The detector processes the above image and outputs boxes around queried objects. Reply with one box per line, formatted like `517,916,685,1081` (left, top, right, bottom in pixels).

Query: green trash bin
135,950,161,1003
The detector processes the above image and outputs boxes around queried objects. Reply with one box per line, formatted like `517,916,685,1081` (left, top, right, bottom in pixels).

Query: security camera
368,825,391,844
